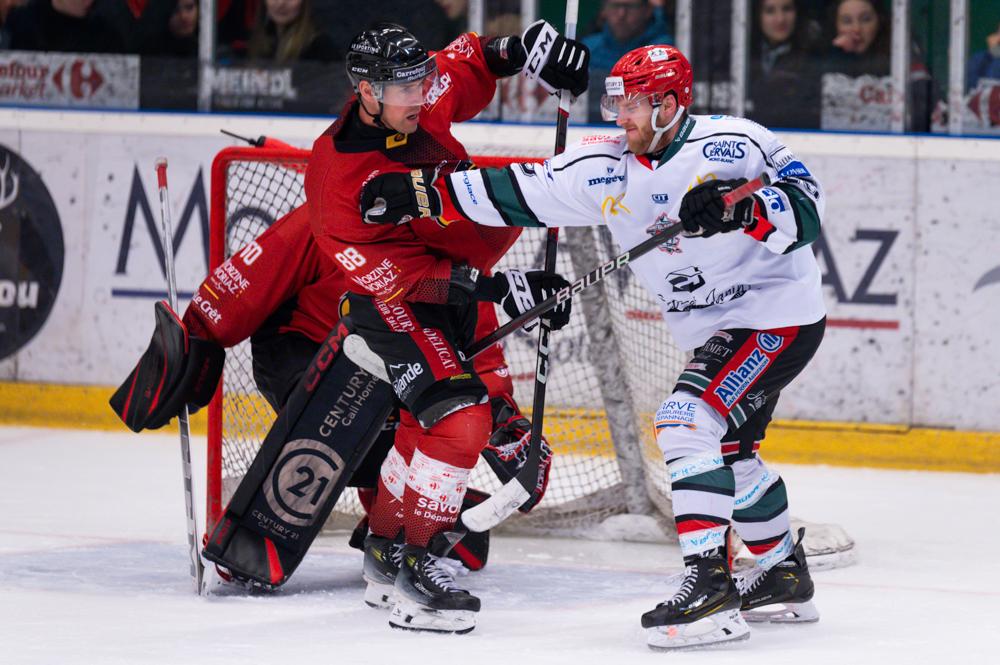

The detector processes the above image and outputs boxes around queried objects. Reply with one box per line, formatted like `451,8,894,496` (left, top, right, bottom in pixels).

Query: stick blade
460,480,531,532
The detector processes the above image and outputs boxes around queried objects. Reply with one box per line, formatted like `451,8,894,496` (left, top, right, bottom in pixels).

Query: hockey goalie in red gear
110,196,552,586
305,23,586,633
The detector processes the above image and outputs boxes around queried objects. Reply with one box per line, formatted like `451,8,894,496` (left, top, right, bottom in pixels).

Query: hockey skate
734,529,819,624
641,551,750,651
389,532,481,634
363,532,405,609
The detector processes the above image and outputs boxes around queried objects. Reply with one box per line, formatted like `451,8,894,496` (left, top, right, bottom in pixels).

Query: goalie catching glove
109,301,225,432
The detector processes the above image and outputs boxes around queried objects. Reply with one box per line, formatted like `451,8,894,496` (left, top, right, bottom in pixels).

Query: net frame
205,145,687,540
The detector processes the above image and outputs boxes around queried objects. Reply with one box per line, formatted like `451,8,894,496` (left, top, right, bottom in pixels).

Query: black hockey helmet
346,23,436,93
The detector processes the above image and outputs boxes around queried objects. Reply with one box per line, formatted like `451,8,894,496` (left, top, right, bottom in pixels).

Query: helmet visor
600,92,656,121
375,56,438,106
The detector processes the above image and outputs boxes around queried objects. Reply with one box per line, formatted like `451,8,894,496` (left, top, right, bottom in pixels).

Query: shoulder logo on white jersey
651,193,670,204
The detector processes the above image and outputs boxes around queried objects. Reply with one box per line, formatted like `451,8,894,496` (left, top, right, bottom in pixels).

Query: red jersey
181,202,510,377
305,33,522,305
181,204,341,346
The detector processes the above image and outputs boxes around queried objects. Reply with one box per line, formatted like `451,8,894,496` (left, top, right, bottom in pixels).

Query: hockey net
206,145,854,566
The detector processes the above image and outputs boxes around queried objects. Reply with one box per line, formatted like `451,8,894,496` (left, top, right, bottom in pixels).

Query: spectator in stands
246,0,339,63
323,1,453,53
5,0,125,52
582,0,674,70
824,0,936,131
967,21,1000,91
748,0,822,129
826,0,889,76
434,0,466,38
94,0,193,57
1,1,25,47
162,0,197,56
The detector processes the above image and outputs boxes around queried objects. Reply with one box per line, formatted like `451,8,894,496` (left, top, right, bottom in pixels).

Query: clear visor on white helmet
371,56,438,106
600,75,656,121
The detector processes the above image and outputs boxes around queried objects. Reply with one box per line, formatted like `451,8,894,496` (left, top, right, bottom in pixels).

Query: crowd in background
1,0,999,131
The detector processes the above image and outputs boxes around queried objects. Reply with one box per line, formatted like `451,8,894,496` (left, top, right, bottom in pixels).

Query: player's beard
622,121,655,155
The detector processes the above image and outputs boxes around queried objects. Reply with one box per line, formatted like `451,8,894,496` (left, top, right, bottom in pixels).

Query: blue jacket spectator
966,23,1000,91
583,0,674,70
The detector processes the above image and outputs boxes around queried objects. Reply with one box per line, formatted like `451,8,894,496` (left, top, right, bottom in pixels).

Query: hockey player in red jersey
305,23,588,632
114,190,559,570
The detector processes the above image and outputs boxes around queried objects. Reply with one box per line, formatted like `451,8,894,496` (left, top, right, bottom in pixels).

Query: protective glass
375,57,438,106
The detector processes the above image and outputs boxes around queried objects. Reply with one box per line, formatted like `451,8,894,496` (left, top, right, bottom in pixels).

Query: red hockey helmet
601,45,693,121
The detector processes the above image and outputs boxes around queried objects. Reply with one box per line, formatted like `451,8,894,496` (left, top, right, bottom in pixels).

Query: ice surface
1,426,997,664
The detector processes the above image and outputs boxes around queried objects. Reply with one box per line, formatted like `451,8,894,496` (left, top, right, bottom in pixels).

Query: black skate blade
389,623,476,635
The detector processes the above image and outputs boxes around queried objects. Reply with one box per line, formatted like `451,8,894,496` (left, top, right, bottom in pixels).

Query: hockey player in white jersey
360,44,825,650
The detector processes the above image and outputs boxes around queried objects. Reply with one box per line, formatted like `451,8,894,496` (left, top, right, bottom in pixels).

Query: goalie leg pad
110,301,224,432
202,323,393,587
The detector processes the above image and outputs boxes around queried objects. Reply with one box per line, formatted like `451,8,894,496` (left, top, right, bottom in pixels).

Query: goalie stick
154,158,206,593
460,172,772,532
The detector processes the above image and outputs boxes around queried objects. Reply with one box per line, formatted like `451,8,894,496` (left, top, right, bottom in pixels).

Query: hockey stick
154,158,206,594
460,172,770,532
465,173,772,360
462,0,582,533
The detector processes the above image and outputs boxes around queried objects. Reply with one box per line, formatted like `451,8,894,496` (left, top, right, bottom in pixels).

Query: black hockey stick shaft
155,159,205,594
459,173,770,531
466,172,772,359
519,0,579,513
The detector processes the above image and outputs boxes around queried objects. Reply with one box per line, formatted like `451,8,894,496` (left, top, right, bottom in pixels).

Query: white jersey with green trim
447,114,827,351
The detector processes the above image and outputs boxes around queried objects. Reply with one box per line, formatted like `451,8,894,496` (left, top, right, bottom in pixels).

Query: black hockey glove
361,168,442,225
521,20,590,98
679,178,758,238
472,269,572,332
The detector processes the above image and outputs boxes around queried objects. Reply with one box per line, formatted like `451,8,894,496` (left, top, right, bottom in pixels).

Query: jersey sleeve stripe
776,183,821,253
446,169,509,227
502,166,545,228
479,168,516,226
481,168,545,228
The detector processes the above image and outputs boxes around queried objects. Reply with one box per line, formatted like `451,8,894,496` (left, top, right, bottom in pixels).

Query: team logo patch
655,399,698,431
756,332,783,352
713,349,770,408
758,187,786,214
648,213,682,254
702,140,747,164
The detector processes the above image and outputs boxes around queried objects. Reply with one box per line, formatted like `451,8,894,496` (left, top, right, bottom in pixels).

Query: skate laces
388,542,405,568
425,554,459,591
734,565,767,595
662,564,698,606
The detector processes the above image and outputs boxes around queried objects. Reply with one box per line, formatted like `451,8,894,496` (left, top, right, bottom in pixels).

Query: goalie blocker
109,301,225,432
